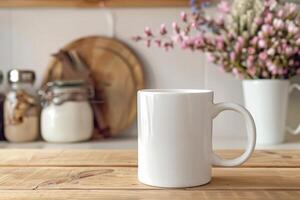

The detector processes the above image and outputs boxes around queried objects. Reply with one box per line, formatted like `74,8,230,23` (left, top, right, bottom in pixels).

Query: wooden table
0,150,299,199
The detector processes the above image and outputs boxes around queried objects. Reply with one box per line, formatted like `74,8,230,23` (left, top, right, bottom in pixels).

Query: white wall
0,8,299,142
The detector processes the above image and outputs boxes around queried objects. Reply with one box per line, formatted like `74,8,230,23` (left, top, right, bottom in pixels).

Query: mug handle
211,103,256,167
286,84,300,135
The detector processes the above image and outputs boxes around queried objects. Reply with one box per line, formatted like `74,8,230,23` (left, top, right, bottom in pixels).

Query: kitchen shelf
0,134,300,149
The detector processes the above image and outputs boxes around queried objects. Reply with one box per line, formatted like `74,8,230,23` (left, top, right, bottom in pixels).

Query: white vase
242,80,300,145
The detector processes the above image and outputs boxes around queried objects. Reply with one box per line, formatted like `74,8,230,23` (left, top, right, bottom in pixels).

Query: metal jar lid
7,69,35,84
39,80,94,107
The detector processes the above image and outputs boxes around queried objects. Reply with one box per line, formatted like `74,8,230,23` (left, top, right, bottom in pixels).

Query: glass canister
39,80,93,143
4,69,39,142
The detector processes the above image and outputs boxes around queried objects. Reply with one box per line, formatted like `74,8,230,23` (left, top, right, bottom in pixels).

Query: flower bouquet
134,0,300,144
134,0,300,79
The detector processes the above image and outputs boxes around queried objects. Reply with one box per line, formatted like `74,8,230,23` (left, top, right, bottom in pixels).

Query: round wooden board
43,36,144,136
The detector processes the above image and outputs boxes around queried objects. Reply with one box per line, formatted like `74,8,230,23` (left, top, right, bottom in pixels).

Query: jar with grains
4,70,39,142
0,71,5,140
39,80,93,143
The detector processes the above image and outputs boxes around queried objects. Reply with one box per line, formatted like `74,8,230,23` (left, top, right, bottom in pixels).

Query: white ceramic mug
138,89,256,188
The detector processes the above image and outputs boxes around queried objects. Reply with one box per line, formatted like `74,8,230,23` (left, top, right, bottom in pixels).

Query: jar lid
8,69,35,84
39,80,94,106
47,80,87,89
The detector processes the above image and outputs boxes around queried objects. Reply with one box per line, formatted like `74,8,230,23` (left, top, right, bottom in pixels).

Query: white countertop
0,134,299,149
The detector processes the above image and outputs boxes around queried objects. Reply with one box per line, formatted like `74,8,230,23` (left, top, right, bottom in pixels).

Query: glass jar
40,80,93,143
4,70,39,142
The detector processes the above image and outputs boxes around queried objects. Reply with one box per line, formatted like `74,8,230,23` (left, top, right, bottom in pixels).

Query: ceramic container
243,80,300,145
138,89,256,188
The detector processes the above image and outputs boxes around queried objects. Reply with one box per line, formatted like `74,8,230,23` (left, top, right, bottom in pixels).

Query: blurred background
0,0,299,149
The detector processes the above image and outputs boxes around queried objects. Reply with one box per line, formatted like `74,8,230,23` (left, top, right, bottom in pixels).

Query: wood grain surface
0,0,190,8
0,150,299,167
0,149,299,200
1,190,300,200
0,167,299,190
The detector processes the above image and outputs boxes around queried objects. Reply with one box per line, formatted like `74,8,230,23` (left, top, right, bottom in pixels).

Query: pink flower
264,13,274,24
285,3,297,15
258,39,267,48
218,0,230,13
194,35,205,47
287,22,299,34
273,19,284,30
262,25,269,33
230,52,236,61
246,58,254,68
267,61,276,71
144,27,152,37
154,40,161,47
262,71,269,78
216,15,225,26
277,68,286,75
191,22,197,29
251,37,259,46
160,24,167,35
237,36,245,46
232,68,243,79
271,68,278,75
172,35,183,43
259,52,268,61
296,38,300,45
285,47,293,56
247,67,256,76
265,0,277,8
172,22,180,34
262,25,274,36
180,11,187,22
206,53,216,62
258,31,264,39
232,68,239,75
277,9,284,18
277,46,282,54
234,43,242,52
248,47,256,54
254,18,263,25
248,55,255,61
216,41,224,50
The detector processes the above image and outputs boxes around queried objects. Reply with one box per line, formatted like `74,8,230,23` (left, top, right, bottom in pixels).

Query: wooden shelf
0,0,190,8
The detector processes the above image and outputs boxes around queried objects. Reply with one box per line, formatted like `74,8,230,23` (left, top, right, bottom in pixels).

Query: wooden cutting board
42,36,144,136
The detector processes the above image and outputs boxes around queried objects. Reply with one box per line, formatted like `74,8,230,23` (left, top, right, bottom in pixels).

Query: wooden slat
0,150,300,167
0,167,298,190
1,190,300,200
0,150,136,167
0,0,190,8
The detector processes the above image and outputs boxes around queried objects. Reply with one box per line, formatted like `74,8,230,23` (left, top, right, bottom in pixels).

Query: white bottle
40,80,93,143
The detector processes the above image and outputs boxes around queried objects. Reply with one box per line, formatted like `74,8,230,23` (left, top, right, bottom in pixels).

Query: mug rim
138,89,213,94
